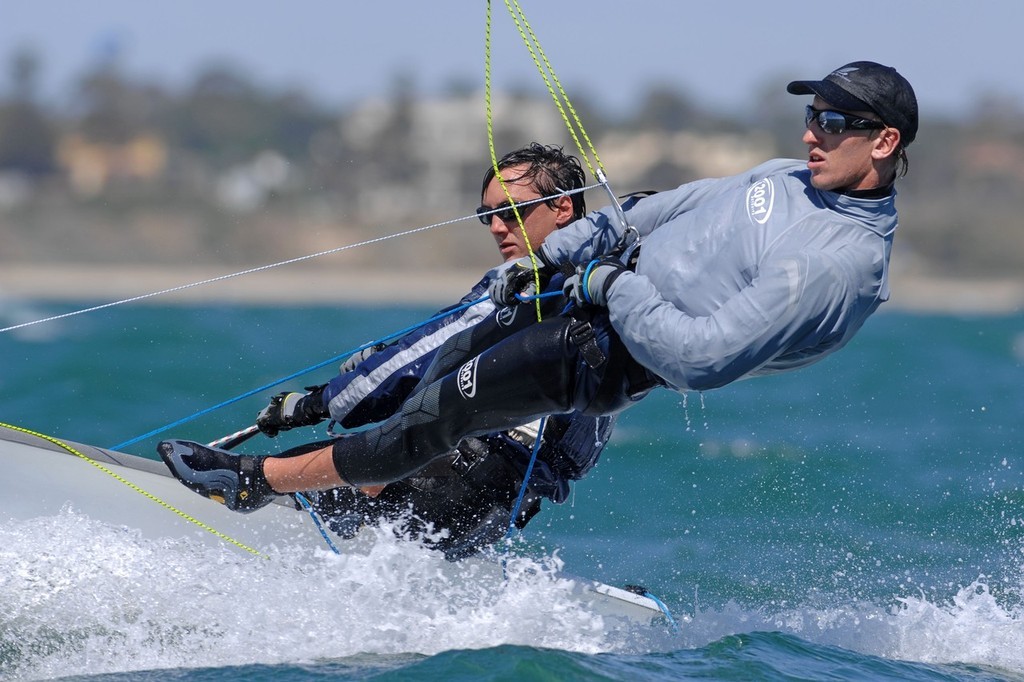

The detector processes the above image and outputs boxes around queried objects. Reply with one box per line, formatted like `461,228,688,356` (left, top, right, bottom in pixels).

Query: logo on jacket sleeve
746,177,775,225
457,357,479,399
496,305,519,327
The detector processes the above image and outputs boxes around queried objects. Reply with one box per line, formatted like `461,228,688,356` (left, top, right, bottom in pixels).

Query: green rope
484,0,619,324
503,0,606,179
485,0,545,322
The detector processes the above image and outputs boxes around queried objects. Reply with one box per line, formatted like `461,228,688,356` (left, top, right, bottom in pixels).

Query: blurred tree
72,56,169,144
902,95,1024,275
0,48,57,175
376,71,419,182
9,48,41,101
162,64,333,168
629,84,701,131
749,73,805,159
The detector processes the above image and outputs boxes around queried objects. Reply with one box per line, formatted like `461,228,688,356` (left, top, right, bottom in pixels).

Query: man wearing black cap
160,62,919,515
787,60,917,191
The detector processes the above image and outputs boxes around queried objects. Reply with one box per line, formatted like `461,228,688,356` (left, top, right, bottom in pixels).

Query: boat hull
1,425,667,625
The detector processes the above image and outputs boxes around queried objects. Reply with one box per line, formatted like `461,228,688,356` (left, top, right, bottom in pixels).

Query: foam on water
4,509,1024,680
673,578,1024,676
0,510,644,679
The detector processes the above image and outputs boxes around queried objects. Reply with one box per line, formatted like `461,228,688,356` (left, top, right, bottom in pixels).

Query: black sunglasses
475,198,551,225
805,105,885,136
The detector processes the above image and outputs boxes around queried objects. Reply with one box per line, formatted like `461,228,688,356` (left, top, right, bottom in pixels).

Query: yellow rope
484,0,615,322
504,0,606,179
0,421,267,558
485,0,545,322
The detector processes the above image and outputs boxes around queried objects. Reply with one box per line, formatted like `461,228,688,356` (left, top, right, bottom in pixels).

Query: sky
2,1,1022,121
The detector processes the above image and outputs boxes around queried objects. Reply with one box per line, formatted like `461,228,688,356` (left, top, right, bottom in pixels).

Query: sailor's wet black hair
481,142,587,221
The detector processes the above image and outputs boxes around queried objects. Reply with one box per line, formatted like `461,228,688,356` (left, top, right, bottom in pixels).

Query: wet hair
876,130,909,183
894,146,909,179
481,142,587,221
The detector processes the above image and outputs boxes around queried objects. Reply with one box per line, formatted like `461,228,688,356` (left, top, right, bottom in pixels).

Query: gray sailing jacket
539,159,898,391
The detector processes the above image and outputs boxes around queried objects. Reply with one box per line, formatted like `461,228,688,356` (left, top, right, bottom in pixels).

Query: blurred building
57,133,168,197
337,89,772,225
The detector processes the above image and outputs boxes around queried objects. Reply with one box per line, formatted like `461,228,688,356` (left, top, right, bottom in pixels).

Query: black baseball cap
787,61,918,146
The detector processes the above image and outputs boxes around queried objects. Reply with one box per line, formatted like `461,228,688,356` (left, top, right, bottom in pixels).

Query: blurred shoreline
1,263,1023,315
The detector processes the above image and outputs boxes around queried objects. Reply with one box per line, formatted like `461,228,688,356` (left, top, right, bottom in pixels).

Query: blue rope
111,296,487,450
293,492,341,554
506,416,546,537
639,588,680,633
110,291,563,451
499,415,545,582
523,291,561,300
580,259,599,305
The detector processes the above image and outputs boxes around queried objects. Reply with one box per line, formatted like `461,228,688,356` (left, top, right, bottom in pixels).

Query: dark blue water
2,299,1023,680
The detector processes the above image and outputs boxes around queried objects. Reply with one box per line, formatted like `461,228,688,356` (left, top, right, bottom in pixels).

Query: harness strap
568,313,606,369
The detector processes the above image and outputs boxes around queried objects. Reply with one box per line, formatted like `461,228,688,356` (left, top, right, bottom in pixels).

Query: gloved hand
339,343,387,373
488,255,553,307
562,257,628,308
256,384,328,437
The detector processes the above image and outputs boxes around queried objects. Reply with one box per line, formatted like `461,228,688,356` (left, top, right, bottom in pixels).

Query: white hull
1,425,667,625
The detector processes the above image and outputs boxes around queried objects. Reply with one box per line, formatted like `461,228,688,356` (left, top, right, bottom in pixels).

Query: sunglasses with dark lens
475,198,548,225
805,105,885,135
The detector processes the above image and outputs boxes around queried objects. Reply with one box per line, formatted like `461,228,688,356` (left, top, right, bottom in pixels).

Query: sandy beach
1,262,1023,314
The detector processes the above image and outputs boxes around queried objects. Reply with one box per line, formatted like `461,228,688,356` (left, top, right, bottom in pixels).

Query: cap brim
787,79,872,114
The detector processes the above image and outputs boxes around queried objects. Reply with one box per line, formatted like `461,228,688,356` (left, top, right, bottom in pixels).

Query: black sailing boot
157,439,279,513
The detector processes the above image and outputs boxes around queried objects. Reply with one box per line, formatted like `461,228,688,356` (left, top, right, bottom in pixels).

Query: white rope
1,184,600,335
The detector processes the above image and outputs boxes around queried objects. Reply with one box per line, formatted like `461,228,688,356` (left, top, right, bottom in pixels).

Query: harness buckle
568,317,606,369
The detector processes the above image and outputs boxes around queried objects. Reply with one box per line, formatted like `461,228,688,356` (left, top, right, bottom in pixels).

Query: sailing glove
256,384,328,437
488,254,554,307
563,257,628,309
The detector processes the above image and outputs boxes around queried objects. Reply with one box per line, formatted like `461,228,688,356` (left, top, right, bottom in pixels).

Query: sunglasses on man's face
475,198,549,225
805,105,885,136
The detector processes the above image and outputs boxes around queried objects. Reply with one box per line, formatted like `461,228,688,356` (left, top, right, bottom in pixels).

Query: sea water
1,300,1023,680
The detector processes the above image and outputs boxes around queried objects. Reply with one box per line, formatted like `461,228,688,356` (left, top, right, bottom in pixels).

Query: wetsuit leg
331,314,637,487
